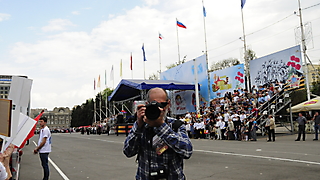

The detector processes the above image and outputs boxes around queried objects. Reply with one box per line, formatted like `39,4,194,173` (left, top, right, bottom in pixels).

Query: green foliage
149,73,159,80
246,48,257,61
166,55,187,70
210,58,240,72
71,88,114,127
311,82,320,96
166,63,177,70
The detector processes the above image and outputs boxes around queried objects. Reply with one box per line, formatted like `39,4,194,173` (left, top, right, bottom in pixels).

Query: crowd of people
178,83,285,142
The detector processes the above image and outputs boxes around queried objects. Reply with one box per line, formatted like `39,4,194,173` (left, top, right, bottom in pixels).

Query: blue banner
160,54,209,106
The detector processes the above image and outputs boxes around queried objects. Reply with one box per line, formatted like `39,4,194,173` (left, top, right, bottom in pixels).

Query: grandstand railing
246,77,305,134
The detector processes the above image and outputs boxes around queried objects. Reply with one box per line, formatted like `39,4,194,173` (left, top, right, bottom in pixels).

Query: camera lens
145,102,161,120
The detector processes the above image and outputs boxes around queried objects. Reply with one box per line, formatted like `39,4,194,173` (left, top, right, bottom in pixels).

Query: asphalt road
20,132,320,180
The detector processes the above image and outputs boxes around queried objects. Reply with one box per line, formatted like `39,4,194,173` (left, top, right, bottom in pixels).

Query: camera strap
172,120,183,132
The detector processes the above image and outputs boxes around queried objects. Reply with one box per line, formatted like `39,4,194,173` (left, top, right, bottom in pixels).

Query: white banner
249,45,302,87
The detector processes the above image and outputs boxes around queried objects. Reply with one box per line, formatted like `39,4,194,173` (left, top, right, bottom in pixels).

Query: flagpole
99,92,102,122
120,59,123,79
193,59,200,114
131,52,133,79
176,18,181,63
202,0,211,103
105,70,107,89
113,67,114,89
99,76,102,122
144,60,146,79
142,43,146,79
297,0,310,100
159,33,162,78
94,78,97,124
241,4,250,93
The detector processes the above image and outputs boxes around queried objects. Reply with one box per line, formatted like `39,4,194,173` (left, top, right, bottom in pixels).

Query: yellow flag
97,75,101,88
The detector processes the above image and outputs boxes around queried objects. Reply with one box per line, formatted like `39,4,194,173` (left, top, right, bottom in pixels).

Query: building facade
306,64,320,88
0,75,28,99
31,107,72,130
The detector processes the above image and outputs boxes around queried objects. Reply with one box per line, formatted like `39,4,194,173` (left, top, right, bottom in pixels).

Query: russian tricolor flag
176,20,187,29
159,33,163,40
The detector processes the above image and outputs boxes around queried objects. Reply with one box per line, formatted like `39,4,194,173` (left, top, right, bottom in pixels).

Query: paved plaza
20,132,319,180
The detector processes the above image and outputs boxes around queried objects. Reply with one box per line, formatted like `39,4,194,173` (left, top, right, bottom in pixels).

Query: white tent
289,97,320,113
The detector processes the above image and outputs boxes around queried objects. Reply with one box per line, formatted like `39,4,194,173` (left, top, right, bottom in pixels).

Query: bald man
123,88,193,180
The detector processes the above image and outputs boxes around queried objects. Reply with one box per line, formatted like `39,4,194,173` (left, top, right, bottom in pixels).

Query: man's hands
137,104,146,128
33,148,39,154
136,104,165,128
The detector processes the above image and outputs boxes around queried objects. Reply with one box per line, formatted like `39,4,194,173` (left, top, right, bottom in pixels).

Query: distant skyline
1,0,319,110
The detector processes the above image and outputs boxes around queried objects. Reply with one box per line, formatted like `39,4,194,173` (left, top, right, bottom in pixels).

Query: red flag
19,110,44,148
130,52,133,70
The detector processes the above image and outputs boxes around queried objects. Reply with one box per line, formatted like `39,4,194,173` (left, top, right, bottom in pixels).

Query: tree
166,63,177,70
246,48,257,61
149,73,159,80
166,55,187,70
210,58,240,72
71,88,114,126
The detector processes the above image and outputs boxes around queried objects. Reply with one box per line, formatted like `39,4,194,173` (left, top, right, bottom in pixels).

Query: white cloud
41,19,76,32
0,13,11,21
3,0,320,109
144,0,159,6
72,11,80,15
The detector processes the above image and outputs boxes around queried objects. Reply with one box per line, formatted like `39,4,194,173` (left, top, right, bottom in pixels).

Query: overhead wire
208,3,320,58
302,3,320,10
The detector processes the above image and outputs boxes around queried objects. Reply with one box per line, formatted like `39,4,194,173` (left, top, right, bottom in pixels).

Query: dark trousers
39,153,50,180
314,124,319,140
297,125,306,140
199,129,205,139
221,129,226,140
194,129,200,139
268,128,275,141
251,128,257,141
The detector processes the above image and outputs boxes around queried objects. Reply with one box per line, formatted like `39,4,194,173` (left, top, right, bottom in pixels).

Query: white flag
110,65,114,81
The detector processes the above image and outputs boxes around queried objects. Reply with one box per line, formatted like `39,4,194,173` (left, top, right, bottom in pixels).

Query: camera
149,168,168,180
145,101,168,120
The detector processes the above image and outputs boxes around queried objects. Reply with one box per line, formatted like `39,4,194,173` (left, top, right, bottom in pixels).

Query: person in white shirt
239,112,246,122
264,92,271,102
217,119,226,140
185,122,191,138
193,121,201,139
233,95,239,103
217,113,223,122
199,119,205,139
231,113,239,121
185,112,191,119
224,112,230,122
34,117,52,180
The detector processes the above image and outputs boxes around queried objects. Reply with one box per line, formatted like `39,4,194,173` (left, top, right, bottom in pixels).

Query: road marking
194,149,320,166
33,141,70,180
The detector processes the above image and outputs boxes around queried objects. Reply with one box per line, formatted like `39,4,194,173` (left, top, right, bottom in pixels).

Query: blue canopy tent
107,79,199,130
108,79,199,102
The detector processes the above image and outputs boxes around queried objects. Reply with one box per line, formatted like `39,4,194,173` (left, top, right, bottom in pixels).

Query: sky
1,0,319,110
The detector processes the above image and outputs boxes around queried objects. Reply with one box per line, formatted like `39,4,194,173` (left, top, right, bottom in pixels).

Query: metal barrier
115,124,133,135
293,121,315,133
